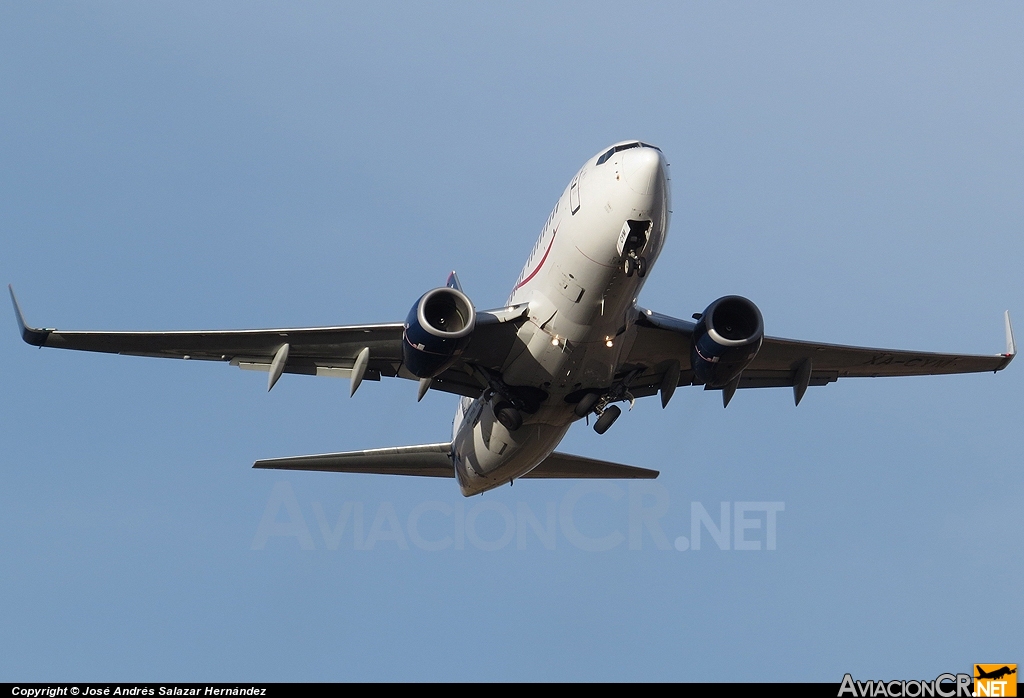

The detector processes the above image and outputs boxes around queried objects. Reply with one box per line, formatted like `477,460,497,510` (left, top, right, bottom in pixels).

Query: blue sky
1,2,1021,681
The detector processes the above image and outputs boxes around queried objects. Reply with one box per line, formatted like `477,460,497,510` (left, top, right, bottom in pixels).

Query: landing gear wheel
593,404,621,434
624,257,636,277
637,256,647,278
573,392,600,418
494,401,523,431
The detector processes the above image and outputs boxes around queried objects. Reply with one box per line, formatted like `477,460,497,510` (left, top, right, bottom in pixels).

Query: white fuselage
451,142,671,495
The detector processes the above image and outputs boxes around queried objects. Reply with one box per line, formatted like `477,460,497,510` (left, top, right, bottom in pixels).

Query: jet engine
402,287,476,378
691,295,763,387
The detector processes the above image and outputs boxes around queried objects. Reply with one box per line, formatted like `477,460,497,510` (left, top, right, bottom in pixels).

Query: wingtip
8,285,50,346
1005,310,1016,357
8,284,22,328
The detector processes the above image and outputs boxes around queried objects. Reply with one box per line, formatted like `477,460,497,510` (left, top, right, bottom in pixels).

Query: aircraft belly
453,398,572,495
501,324,571,385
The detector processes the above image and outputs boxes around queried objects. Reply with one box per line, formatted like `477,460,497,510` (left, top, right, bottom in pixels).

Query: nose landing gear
623,254,648,278
620,219,651,278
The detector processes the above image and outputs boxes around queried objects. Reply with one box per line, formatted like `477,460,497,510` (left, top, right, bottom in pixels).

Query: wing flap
736,370,838,389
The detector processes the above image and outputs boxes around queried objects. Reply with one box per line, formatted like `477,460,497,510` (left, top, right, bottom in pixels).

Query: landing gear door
570,175,580,215
617,219,651,257
616,221,630,256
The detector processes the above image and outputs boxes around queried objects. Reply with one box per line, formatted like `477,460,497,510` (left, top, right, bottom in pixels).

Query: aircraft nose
621,147,664,196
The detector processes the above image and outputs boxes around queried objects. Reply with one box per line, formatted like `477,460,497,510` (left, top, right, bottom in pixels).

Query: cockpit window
597,142,639,165
596,141,658,165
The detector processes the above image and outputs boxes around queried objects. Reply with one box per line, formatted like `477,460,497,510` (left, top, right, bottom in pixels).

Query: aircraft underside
10,140,1015,496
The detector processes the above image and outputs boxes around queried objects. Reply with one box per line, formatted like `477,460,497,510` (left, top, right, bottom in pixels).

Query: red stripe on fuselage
512,226,557,292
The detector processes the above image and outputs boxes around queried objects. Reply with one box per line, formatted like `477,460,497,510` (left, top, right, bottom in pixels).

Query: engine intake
402,287,476,378
691,295,764,387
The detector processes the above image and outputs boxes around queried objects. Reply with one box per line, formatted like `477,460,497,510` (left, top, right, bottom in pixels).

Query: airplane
10,141,1017,496
975,666,1016,681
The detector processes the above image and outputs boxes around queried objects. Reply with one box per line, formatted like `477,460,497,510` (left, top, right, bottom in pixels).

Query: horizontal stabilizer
253,444,659,480
524,452,659,479
253,443,454,477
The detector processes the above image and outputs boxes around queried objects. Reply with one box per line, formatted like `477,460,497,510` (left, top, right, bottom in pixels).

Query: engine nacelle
691,295,764,388
402,287,476,378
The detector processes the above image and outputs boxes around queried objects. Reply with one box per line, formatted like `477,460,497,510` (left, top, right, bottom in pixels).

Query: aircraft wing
621,308,1015,403
9,285,526,399
253,443,659,479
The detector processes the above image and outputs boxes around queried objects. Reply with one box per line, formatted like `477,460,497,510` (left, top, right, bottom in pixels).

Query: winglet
1005,310,1016,357
8,285,51,346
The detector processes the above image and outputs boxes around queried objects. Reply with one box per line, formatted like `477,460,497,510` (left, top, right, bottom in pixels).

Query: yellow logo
975,665,1017,697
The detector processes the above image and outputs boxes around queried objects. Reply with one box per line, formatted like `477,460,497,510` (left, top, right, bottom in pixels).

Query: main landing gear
593,405,621,434
494,401,523,431
573,391,600,417
572,369,640,434
469,365,547,434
